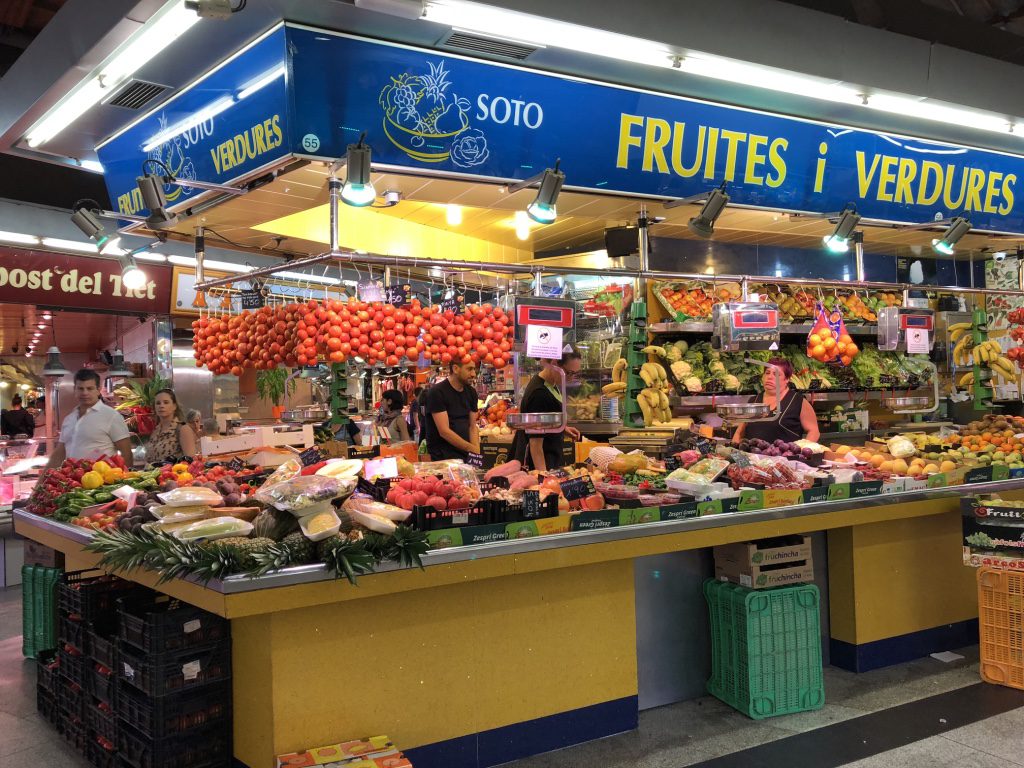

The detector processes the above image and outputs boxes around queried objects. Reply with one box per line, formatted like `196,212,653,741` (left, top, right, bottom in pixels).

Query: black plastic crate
118,680,230,738
118,594,229,655
89,664,118,708
118,643,231,698
57,672,86,719
37,687,58,726
117,720,231,768
87,738,117,768
90,630,117,670
60,615,88,649
60,570,141,628
60,709,86,751
37,648,60,694
59,645,87,684
86,697,119,747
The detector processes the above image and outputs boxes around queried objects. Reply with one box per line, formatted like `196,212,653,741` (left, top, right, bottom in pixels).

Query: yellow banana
641,345,666,358
612,358,627,384
948,322,972,332
958,372,975,387
602,381,627,395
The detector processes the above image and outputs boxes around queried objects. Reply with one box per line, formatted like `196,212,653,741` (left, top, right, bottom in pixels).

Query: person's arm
178,425,198,457
396,415,411,442
431,411,477,454
46,441,66,469
468,418,480,454
115,437,134,469
24,411,36,434
732,423,745,444
800,398,820,442
529,436,547,472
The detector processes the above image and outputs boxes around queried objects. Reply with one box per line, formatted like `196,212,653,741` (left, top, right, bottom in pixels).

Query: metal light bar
194,249,1024,298
168,178,246,196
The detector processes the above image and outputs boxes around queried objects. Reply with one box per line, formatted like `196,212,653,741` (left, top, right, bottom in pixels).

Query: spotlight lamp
70,204,110,247
136,173,178,229
341,134,376,207
119,253,148,290
526,162,565,225
932,217,971,256
822,205,861,254
688,183,730,239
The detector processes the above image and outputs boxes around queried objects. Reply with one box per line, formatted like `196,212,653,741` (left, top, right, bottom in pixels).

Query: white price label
181,660,202,681
183,619,201,634
905,328,930,354
122,662,134,679
525,324,563,359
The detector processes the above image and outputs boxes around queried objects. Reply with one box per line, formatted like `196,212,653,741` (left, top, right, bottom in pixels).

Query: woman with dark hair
146,388,197,463
378,390,411,443
732,358,820,445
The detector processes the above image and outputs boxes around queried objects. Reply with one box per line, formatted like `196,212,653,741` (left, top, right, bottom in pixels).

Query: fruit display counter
15,469,1021,768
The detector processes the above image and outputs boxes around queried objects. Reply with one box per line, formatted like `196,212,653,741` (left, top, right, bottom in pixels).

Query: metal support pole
194,226,205,286
384,266,391,286
854,234,865,282
533,270,543,297
328,177,341,254
638,203,650,308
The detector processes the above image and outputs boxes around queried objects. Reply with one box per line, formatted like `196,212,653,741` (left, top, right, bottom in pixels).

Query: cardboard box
276,737,396,768
961,497,1024,566
22,539,64,568
714,535,814,589
480,438,514,469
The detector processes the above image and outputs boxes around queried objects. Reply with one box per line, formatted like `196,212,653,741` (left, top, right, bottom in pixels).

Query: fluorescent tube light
142,96,234,151
80,160,105,173
864,94,1012,134
134,252,168,262
25,1,201,148
40,237,98,253
0,231,40,245
237,65,286,100
274,271,341,285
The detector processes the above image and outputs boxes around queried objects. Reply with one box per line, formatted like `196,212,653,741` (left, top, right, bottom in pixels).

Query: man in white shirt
47,369,133,468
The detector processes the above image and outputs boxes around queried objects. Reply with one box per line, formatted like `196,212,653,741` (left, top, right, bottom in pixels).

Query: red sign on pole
0,247,172,313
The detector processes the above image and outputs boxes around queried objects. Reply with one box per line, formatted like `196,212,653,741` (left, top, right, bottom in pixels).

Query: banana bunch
952,334,975,366
990,355,1019,381
612,358,627,384
948,322,973,343
958,371,982,388
641,345,665,358
639,362,668,387
972,339,1004,366
602,381,626,396
638,387,671,426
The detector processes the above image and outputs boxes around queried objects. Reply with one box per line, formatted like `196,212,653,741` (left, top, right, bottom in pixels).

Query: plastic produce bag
173,516,254,542
261,458,302,489
157,486,223,507
254,474,347,513
887,435,916,459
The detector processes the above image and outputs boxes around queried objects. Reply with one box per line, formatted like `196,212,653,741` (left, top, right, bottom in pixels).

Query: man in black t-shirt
1,394,35,437
424,358,480,461
512,351,582,471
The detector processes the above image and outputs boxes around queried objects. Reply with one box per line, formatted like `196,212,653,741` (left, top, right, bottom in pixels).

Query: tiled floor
1,584,1021,768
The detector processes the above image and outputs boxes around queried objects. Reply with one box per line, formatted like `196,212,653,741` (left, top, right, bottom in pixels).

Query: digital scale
514,297,577,345
711,302,780,351
877,306,935,352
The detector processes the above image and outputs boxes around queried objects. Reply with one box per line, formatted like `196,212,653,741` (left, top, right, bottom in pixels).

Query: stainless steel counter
15,478,1022,596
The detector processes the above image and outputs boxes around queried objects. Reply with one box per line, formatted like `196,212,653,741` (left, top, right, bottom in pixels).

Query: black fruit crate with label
118,594,229,655
116,720,232,768
118,642,231,698
60,571,141,629
118,679,231,739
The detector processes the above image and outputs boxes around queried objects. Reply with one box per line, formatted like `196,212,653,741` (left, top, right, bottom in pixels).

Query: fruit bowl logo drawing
146,114,197,203
379,60,489,167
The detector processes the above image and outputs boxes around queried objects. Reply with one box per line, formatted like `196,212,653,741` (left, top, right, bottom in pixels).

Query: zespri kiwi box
276,736,396,767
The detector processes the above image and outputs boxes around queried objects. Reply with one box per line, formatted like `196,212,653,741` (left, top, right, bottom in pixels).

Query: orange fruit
809,333,822,346
811,344,826,359
841,355,853,366
839,334,853,345
823,337,837,350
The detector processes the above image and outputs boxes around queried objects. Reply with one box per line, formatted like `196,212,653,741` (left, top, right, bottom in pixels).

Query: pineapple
317,532,375,585
244,532,317,577
203,537,275,570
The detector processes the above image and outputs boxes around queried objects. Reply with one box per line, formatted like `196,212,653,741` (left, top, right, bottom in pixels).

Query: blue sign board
97,23,1024,235
97,26,290,216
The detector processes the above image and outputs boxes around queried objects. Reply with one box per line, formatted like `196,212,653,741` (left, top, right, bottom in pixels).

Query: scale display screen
526,308,566,323
732,310,778,329
900,314,933,330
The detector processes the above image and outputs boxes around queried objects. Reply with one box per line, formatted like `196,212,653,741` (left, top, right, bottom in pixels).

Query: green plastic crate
704,578,824,719
22,565,61,659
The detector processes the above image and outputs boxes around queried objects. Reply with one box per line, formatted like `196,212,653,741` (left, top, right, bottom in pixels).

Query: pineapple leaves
319,537,375,586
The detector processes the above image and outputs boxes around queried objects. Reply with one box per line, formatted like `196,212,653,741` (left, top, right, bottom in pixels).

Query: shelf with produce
650,322,879,336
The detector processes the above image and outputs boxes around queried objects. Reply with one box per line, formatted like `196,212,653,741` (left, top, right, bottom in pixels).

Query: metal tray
507,412,563,429
716,402,772,420
880,396,931,409
280,405,331,423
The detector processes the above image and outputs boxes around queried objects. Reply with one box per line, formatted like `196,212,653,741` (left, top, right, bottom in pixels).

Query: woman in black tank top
732,359,821,445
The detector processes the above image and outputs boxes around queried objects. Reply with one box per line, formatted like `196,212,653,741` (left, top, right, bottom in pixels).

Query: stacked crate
55,571,142,766
115,593,233,768
22,564,61,658
704,579,825,719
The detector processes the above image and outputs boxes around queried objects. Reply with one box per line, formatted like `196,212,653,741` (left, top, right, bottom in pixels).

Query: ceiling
0,0,66,75
0,303,126,359
148,162,1011,264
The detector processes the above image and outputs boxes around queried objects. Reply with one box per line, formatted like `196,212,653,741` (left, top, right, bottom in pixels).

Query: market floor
1,585,1022,768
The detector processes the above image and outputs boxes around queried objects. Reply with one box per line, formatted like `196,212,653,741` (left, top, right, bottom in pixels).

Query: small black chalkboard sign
298,445,325,467
466,451,484,469
559,475,596,502
240,289,264,309
228,456,246,472
385,284,410,306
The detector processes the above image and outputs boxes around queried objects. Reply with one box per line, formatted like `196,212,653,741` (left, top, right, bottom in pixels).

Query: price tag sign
439,291,465,313
228,457,246,472
526,324,563,359
558,475,595,502
905,328,930,354
466,451,484,469
522,490,542,518
240,289,264,309
298,445,325,467
358,280,384,302
385,283,410,306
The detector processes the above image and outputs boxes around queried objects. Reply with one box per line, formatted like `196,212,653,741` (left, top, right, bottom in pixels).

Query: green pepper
92,492,114,503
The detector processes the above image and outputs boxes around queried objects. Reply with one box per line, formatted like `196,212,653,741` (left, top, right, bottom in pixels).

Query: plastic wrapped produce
157,486,223,507
254,475,348,513
173,516,254,542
